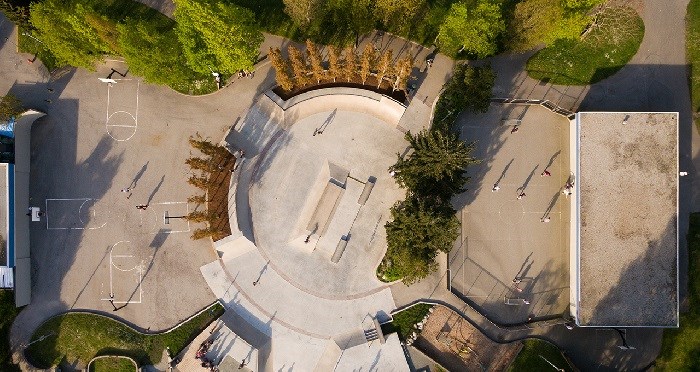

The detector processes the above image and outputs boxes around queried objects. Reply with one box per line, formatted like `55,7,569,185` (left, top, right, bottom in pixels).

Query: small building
0,110,45,307
570,112,679,327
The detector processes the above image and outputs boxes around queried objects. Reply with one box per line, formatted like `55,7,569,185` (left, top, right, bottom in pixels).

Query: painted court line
45,198,107,230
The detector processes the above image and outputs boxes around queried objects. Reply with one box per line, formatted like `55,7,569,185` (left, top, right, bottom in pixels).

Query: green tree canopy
0,94,22,122
433,64,495,132
174,0,263,75
384,195,460,284
390,129,479,200
29,0,110,69
283,0,325,26
437,0,505,59
117,19,198,88
374,0,426,33
508,0,597,51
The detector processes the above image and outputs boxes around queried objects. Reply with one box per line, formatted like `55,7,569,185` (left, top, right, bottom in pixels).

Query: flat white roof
576,112,678,327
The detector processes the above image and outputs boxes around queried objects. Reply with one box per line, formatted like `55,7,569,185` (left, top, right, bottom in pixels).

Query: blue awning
0,117,15,138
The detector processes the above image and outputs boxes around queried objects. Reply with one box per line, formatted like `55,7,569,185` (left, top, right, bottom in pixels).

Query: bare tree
393,52,414,91
268,47,294,91
359,43,376,85
327,45,341,82
288,45,309,86
375,50,393,88
342,46,357,82
306,39,325,83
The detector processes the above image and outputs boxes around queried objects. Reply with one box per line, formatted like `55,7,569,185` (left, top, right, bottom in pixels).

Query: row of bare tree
268,40,414,92
185,134,231,240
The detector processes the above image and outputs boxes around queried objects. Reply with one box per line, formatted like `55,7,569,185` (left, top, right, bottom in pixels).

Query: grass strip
687,0,700,131
25,302,224,369
0,290,21,371
655,212,700,370
89,356,136,372
382,304,433,341
508,339,573,372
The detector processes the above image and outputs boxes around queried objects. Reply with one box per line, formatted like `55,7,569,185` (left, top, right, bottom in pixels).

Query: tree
0,94,22,122
29,0,110,69
359,44,375,84
283,0,325,27
393,53,414,91
306,39,325,83
433,64,495,132
508,0,594,51
191,226,218,240
0,0,31,28
389,130,479,200
186,156,216,172
375,50,393,88
324,0,374,43
288,45,309,86
383,195,460,284
327,46,341,82
374,0,426,33
437,0,505,59
341,47,357,82
188,174,210,190
174,0,263,75
118,19,198,88
189,133,223,157
268,47,294,91
188,194,207,205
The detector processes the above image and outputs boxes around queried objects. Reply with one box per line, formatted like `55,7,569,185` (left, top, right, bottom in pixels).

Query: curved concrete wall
266,88,406,127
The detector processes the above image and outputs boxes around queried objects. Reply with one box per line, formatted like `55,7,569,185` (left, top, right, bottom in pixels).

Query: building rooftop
576,112,678,327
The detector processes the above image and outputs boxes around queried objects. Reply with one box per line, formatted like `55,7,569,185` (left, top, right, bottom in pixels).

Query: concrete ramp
215,235,257,261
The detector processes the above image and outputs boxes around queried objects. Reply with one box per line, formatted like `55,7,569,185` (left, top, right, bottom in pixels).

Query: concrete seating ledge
265,88,406,127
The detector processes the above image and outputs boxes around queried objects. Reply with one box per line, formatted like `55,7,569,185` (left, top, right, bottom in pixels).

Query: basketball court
449,104,572,324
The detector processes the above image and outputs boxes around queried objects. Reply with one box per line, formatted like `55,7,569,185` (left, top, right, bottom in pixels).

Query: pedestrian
510,125,519,134
541,170,551,177
517,192,526,200
492,184,500,192
541,217,551,223
512,278,521,284
121,188,131,193
47,88,54,93
44,99,52,103
136,204,148,210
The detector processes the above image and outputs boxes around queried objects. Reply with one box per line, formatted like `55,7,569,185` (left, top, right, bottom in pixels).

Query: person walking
541,217,551,223
541,170,551,177
517,192,526,200
511,125,519,134
492,184,500,192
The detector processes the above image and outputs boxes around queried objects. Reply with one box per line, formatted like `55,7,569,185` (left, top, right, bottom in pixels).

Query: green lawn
382,304,433,341
25,302,224,369
687,0,700,131
0,290,21,372
526,6,644,85
89,356,136,372
508,339,573,372
655,212,700,370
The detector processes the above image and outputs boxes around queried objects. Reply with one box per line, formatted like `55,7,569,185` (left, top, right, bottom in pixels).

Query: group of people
195,339,219,371
237,70,254,79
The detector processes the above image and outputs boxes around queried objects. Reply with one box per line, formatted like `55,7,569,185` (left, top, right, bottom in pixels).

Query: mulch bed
414,306,522,372
272,75,408,103
206,150,235,241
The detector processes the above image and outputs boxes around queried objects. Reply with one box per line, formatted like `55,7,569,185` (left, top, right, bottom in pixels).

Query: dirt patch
206,151,235,241
413,306,521,372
